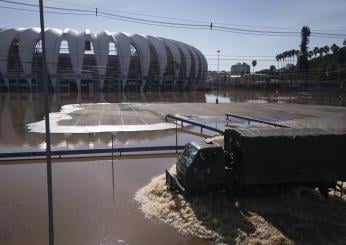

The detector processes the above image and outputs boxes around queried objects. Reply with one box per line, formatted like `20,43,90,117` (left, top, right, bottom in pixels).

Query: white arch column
140,80,146,92
56,79,60,93
183,80,188,90
121,80,126,92
76,79,81,94
159,80,163,91
100,79,104,92
27,79,32,90
3,78,9,89
51,78,57,93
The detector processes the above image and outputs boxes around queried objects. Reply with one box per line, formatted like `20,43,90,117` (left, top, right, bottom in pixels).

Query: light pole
39,1,54,244
216,50,220,104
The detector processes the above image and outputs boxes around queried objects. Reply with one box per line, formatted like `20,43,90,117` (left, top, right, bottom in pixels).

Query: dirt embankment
135,166,346,245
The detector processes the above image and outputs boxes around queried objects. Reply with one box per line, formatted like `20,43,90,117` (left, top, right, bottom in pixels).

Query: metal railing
165,114,224,135
225,113,289,128
0,145,186,161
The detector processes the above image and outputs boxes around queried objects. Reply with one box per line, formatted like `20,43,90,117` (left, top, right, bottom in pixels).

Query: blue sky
1,0,346,71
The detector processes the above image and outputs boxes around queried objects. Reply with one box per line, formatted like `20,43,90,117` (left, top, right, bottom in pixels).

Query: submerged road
27,102,346,133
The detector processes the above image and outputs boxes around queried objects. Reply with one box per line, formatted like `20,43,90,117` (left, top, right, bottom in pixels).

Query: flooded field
0,89,345,244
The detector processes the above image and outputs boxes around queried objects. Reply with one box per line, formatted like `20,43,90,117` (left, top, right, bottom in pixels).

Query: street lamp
216,50,220,104
39,1,54,245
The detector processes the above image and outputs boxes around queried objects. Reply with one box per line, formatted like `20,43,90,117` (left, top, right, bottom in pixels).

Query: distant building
231,63,250,75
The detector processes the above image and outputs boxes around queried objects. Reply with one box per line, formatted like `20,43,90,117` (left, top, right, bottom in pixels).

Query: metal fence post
111,132,115,202
175,120,178,153
111,133,114,162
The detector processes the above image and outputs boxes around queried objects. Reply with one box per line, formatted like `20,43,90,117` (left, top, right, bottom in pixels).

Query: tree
308,51,314,60
275,55,280,70
282,51,287,67
290,49,296,64
318,47,324,57
331,44,340,55
313,47,319,58
270,65,276,74
294,50,301,64
252,60,257,74
343,39,346,46
323,45,330,55
298,25,311,73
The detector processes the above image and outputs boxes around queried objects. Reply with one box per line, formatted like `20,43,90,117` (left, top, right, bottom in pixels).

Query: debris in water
135,165,346,244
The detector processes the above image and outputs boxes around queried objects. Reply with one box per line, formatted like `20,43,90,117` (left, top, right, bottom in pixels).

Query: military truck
166,128,346,198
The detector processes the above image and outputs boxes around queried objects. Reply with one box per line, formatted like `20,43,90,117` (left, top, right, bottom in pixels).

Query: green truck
166,128,346,198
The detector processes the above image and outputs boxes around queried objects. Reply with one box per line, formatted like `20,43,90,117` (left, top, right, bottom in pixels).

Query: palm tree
291,49,296,65
298,25,311,72
270,65,276,74
252,60,257,74
308,51,313,60
276,55,280,70
343,39,346,46
290,49,296,64
313,47,319,58
318,47,324,57
279,54,283,69
331,44,340,55
294,50,301,64
287,50,292,64
323,45,330,55
282,51,287,67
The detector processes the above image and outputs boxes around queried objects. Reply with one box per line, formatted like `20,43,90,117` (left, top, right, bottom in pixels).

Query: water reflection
0,89,344,153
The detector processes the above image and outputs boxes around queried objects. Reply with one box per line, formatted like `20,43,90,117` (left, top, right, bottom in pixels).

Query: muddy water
0,158,211,245
0,89,345,245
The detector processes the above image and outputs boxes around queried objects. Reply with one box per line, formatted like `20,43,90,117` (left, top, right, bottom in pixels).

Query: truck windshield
181,144,198,167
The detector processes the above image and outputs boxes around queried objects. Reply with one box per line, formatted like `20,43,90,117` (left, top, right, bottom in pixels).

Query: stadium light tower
216,50,220,104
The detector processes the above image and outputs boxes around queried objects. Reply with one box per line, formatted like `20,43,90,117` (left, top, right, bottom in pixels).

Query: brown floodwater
0,88,345,244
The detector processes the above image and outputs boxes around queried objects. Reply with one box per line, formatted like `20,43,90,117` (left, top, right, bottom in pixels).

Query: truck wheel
318,182,329,199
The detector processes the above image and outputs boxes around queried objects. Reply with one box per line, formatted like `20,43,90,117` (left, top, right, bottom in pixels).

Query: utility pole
216,50,220,104
39,1,54,244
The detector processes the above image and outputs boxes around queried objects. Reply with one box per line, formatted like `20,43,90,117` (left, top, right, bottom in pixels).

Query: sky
0,0,346,71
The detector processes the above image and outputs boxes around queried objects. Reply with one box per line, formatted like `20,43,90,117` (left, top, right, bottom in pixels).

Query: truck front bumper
165,169,187,194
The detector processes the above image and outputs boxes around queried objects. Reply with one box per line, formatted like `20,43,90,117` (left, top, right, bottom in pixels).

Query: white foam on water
27,103,177,134
135,166,346,244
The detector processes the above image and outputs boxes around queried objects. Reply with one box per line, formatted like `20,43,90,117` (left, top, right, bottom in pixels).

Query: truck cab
173,141,228,194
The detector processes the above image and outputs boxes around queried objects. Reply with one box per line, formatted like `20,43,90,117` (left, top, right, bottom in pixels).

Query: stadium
0,28,208,92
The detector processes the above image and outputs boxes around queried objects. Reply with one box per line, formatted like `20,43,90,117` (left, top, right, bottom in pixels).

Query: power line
0,0,93,13
98,14,208,30
46,0,346,33
0,4,95,16
0,0,345,38
47,0,209,24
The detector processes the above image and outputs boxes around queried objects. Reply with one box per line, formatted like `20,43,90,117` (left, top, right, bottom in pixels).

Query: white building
0,28,208,92
231,63,250,75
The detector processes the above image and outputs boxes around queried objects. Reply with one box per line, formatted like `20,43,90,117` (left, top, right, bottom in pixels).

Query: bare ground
135,166,346,245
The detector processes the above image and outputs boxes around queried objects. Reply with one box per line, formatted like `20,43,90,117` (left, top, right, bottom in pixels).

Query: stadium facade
0,28,208,92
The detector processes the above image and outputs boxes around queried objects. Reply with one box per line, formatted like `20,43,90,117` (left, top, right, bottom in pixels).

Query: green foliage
331,44,340,54
298,25,311,72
